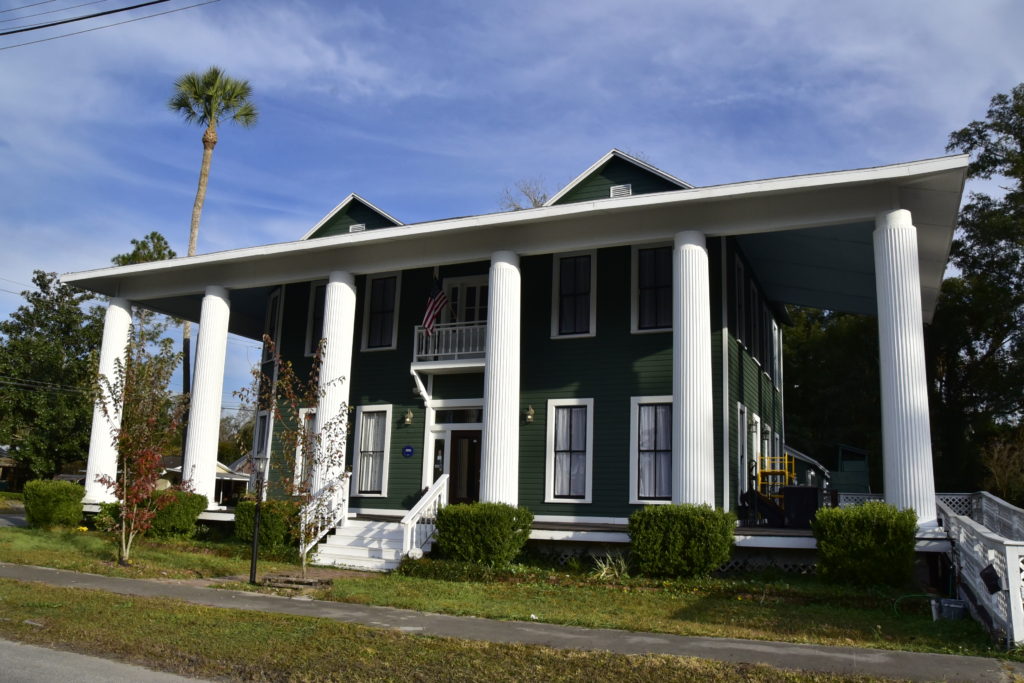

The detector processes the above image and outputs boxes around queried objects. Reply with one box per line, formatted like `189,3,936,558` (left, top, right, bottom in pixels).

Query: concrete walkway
0,562,1020,682
0,638,205,683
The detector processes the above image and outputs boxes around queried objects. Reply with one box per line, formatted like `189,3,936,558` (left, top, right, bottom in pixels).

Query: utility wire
0,0,217,49
0,373,88,392
0,0,55,15
1,0,109,24
0,0,169,36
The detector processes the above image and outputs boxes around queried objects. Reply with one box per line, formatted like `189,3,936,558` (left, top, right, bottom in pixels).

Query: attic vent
348,223,366,233
610,184,632,198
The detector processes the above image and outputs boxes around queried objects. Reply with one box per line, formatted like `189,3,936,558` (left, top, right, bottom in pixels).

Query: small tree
96,317,184,565
240,337,348,578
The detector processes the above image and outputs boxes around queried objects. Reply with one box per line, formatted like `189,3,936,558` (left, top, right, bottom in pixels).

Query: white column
182,286,230,508
83,297,132,504
672,231,715,506
480,251,521,505
312,271,356,493
875,209,937,526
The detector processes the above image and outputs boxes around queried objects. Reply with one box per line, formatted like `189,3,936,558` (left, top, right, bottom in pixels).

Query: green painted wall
554,156,682,205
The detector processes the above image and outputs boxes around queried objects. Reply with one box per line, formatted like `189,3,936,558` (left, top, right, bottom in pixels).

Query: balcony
412,322,486,372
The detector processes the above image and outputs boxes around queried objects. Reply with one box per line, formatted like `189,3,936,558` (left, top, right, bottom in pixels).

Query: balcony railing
414,322,487,362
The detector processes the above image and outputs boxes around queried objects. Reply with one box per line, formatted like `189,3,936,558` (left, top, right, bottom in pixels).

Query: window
734,257,746,344
362,273,400,351
352,405,392,496
551,252,596,337
262,288,283,363
633,245,672,332
305,282,326,356
445,276,488,324
545,398,593,502
629,397,672,503
293,408,316,494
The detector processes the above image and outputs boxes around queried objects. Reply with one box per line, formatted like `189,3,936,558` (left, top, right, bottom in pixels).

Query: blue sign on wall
402,445,415,458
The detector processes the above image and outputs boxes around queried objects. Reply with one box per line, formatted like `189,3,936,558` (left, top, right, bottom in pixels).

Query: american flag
421,280,449,336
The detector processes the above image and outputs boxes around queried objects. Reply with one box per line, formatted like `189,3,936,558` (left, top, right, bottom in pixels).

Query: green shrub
23,480,84,529
150,490,207,538
811,501,917,586
234,499,300,552
434,502,533,567
93,502,120,532
628,504,734,578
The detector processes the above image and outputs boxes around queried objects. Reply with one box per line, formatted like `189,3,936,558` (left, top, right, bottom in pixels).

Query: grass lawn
0,579,904,682
319,566,1005,661
0,526,297,579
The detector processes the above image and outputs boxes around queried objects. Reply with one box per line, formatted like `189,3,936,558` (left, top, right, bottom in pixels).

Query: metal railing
939,499,1024,647
401,474,449,557
413,323,486,362
299,472,351,558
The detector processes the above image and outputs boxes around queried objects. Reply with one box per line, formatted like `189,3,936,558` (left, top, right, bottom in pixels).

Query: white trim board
544,398,595,504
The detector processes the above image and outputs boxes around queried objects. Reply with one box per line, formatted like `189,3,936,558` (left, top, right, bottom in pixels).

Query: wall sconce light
525,405,535,423
403,409,414,425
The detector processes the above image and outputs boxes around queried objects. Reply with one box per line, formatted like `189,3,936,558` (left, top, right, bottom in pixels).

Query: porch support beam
672,231,715,506
874,209,937,526
480,250,521,506
313,270,356,493
83,297,132,504
182,285,231,508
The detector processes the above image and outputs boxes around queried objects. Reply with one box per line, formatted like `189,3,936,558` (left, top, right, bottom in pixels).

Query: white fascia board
299,193,404,240
543,148,694,207
62,155,968,295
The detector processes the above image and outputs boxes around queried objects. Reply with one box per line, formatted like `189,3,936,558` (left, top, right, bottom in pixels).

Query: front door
449,430,481,504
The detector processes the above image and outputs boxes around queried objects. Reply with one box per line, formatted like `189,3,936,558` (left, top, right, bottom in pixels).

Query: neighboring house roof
301,193,403,240
544,148,693,206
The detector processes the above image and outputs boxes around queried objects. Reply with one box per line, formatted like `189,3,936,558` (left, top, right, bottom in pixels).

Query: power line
0,0,56,15
0,0,169,36
0,0,219,50
1,0,110,24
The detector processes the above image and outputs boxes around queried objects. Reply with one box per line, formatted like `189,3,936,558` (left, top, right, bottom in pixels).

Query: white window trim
550,250,597,339
304,281,327,357
441,275,488,324
736,403,749,502
350,404,393,497
629,395,673,505
293,407,316,495
361,272,402,352
630,244,673,335
262,287,284,363
544,397,594,503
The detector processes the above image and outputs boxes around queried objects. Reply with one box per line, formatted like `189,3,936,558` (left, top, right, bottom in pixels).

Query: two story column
480,251,521,506
182,286,231,508
83,297,133,504
874,209,937,527
312,270,356,493
672,231,716,506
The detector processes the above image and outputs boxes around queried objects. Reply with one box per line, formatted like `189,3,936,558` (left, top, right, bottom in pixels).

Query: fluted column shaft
875,209,936,526
313,271,356,493
480,251,521,505
83,297,132,504
183,286,231,508
672,231,715,506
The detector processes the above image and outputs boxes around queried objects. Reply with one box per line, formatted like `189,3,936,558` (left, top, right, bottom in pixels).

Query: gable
551,154,689,206
305,196,402,239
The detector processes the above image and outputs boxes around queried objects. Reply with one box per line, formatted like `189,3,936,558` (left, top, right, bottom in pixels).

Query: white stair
312,518,409,572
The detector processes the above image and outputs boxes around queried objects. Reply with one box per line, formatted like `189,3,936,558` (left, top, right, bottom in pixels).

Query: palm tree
168,66,258,393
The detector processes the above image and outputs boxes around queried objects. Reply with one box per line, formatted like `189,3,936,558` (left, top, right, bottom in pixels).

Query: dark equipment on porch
739,445,829,529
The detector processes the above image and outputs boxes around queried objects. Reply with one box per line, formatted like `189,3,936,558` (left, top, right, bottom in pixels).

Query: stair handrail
401,474,449,557
300,472,352,558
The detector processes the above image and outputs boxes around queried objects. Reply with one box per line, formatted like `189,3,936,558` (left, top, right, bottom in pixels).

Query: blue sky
1,0,1022,410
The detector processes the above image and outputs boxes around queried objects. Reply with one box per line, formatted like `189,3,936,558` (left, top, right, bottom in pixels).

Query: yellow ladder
758,451,795,505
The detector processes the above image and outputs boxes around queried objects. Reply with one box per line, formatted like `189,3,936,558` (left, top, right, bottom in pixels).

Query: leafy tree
169,66,258,393
0,271,101,479
219,411,254,465
111,231,177,266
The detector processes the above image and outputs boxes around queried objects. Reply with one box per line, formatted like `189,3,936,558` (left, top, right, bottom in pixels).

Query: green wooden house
67,150,967,569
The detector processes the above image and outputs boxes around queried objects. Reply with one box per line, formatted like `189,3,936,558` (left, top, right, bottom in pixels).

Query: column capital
674,230,706,249
204,284,230,299
328,270,355,286
491,250,519,267
876,209,914,232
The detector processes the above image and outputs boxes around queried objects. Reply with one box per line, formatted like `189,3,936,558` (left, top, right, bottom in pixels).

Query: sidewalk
1,562,1021,682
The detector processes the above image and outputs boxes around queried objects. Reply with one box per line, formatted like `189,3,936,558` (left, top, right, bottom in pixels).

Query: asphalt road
0,638,205,682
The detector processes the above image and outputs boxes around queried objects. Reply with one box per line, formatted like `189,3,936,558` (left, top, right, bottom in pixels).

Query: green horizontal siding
308,198,400,239
554,156,682,205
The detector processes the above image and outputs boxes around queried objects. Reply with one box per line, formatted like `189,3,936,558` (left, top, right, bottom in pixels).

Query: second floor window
554,253,594,336
637,246,672,330
364,274,398,350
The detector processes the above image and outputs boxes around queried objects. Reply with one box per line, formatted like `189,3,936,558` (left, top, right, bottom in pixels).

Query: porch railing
401,474,449,557
939,499,1024,647
299,472,351,558
413,323,486,362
